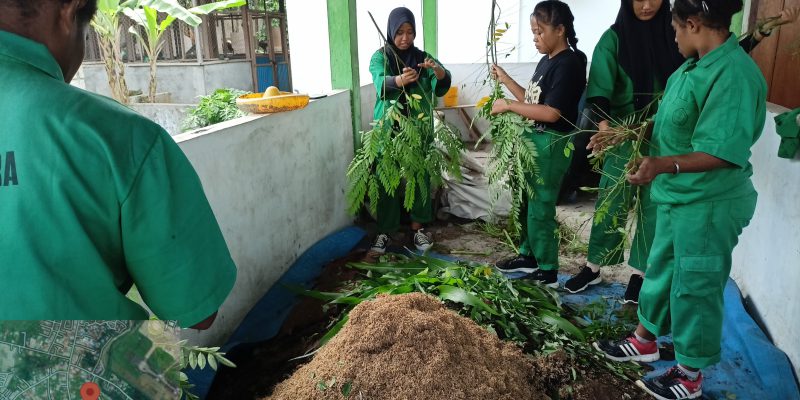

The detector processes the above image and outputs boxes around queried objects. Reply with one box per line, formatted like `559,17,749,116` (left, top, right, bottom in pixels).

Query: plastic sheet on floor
193,226,799,399
515,272,800,400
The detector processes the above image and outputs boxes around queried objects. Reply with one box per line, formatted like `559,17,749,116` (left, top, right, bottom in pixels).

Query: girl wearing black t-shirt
491,0,587,287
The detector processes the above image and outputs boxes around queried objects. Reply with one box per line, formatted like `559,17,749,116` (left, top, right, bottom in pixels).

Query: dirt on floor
421,197,639,286
210,198,650,399
265,293,548,400
209,252,652,400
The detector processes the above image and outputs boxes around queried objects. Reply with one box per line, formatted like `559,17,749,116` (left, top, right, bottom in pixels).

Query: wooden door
749,0,800,108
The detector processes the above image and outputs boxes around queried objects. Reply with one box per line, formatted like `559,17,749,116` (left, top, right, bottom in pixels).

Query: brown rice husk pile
265,293,548,400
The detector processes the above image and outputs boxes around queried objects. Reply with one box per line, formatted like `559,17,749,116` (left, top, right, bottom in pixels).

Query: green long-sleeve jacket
369,49,451,122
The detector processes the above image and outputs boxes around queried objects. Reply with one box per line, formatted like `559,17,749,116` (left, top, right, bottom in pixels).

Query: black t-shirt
524,49,586,133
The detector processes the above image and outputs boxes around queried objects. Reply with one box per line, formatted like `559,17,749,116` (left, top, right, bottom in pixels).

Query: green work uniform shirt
775,108,800,159
586,29,637,120
0,30,237,326
651,35,767,205
369,49,451,122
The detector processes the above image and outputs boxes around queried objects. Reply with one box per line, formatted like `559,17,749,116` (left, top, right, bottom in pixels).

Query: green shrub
182,88,250,132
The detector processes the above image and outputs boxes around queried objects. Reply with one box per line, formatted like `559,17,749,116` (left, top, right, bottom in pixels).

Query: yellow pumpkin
263,86,281,98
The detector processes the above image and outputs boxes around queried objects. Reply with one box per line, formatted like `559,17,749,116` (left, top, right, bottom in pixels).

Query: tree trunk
97,32,129,104
148,57,158,103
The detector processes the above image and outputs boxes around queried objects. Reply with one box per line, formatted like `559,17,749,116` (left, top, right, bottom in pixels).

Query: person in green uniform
492,0,587,288
0,0,237,329
564,0,684,301
567,0,786,302
595,1,766,399
367,7,452,254
738,5,799,53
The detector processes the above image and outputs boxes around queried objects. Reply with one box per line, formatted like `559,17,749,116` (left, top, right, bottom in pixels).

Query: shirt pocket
677,255,724,298
662,96,696,149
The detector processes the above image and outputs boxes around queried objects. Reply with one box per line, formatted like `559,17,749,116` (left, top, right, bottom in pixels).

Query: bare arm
189,312,218,330
490,98,562,123
627,152,732,185
491,64,526,102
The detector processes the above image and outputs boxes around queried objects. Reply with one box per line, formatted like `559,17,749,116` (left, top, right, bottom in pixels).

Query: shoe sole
542,281,559,289
415,244,433,252
496,266,539,274
564,276,602,294
621,298,639,305
592,342,660,363
635,380,701,400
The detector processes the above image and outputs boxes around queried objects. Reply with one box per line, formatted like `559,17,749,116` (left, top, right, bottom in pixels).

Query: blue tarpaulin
194,226,799,400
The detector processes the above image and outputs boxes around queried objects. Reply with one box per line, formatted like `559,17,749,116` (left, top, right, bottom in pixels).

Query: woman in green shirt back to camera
595,1,766,399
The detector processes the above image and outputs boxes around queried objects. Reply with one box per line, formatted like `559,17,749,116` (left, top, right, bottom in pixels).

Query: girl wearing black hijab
367,7,452,255
564,0,684,300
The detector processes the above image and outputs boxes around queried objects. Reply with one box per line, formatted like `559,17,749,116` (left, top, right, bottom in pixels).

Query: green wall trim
327,0,362,149
422,0,438,57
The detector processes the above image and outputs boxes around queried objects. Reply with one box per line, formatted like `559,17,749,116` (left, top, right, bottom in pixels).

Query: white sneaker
369,234,390,254
413,229,433,252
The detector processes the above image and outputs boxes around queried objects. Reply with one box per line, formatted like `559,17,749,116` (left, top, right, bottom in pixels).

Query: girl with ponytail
491,1,586,288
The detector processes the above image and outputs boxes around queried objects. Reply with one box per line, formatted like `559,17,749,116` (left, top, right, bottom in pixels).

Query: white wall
732,105,800,378
81,60,253,104
285,0,331,95
288,1,615,97
174,91,355,346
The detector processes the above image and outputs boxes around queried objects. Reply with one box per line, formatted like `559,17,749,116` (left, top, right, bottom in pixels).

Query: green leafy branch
291,253,641,380
175,341,236,400
577,98,659,265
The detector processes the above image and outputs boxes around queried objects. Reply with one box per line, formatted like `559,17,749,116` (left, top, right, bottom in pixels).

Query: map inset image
0,320,181,399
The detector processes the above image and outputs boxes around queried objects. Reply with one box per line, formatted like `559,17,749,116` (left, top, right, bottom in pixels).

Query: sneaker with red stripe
593,333,660,362
636,366,703,400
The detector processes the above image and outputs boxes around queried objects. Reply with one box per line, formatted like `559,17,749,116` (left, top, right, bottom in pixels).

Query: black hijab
612,0,684,112
383,7,427,75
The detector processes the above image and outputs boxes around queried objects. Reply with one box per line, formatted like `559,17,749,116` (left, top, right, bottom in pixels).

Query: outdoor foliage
176,341,237,400
473,4,543,237
293,254,642,380
91,0,137,104
124,0,246,103
182,88,249,131
580,101,656,264
476,81,541,237
346,94,464,216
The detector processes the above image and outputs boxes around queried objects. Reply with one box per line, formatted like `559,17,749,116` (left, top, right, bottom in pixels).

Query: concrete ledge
174,90,354,347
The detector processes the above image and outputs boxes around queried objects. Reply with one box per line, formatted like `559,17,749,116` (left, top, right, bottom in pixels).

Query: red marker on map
80,382,101,400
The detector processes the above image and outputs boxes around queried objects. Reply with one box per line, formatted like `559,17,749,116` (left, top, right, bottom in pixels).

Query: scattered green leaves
475,80,540,237
296,253,640,380
346,92,464,215
182,88,249,131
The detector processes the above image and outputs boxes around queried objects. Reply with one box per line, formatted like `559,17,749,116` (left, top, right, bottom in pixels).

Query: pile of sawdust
265,293,548,400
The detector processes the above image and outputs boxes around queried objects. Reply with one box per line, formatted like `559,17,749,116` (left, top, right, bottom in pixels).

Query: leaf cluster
182,88,249,131
293,254,642,380
346,94,464,216
475,81,540,236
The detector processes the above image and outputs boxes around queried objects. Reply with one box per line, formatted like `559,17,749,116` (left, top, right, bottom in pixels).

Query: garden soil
264,292,547,400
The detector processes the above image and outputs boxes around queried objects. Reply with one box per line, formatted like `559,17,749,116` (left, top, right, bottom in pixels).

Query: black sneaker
564,266,601,293
623,274,644,304
528,269,559,289
593,333,660,363
635,366,703,400
496,255,539,274
413,229,433,252
369,234,390,254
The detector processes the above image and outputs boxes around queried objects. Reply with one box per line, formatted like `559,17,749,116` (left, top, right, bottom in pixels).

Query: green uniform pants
376,173,434,234
587,141,655,271
519,130,573,271
638,193,757,369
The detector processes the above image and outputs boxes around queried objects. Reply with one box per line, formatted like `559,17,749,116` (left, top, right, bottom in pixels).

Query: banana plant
91,0,138,103
123,0,246,102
